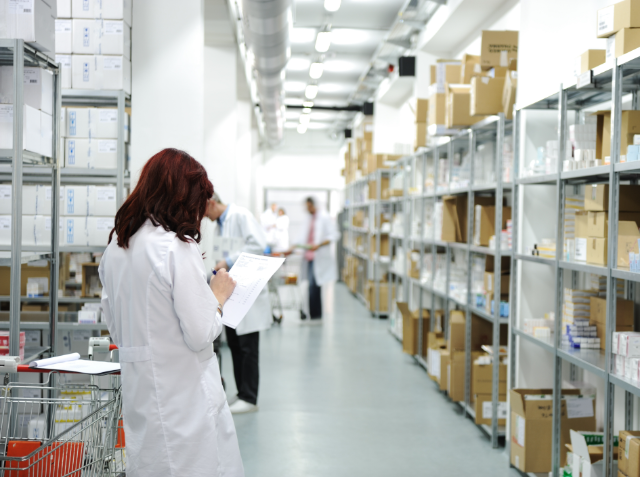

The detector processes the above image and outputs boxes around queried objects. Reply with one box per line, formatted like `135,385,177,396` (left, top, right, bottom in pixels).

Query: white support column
131,0,205,183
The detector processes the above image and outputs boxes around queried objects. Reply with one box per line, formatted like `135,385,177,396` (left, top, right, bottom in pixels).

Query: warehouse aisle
221,283,519,477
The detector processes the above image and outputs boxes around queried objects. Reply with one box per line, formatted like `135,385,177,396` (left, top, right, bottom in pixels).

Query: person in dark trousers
286,197,340,321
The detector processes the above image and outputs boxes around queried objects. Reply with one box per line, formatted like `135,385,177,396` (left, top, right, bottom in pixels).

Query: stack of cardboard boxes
619,430,640,477
578,184,640,266
472,356,507,427
482,255,511,317
397,303,440,356
597,0,640,66
415,99,428,150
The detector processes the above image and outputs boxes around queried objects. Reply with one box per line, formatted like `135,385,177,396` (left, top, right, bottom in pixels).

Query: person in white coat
260,203,278,248
207,193,271,414
273,208,290,253
286,197,340,321
98,148,244,477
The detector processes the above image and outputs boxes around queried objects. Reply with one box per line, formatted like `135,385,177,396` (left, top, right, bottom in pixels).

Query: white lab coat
260,208,277,247
216,204,272,335
98,220,244,477
273,214,290,252
298,210,341,287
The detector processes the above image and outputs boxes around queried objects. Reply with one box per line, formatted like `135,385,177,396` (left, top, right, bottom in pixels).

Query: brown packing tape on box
480,30,519,69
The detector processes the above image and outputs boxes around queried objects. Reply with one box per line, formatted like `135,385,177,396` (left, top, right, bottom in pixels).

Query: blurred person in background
260,203,278,250
273,208,290,253
286,197,340,321
206,193,271,414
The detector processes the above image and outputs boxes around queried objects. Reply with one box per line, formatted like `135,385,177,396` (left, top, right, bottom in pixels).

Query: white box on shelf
55,19,72,54
55,55,72,89
71,0,132,24
57,0,71,17
61,216,88,246
89,186,116,216
24,104,41,154
64,107,129,139
71,19,130,58
64,138,117,168
0,0,56,52
0,67,54,115
0,215,50,246
87,217,114,245
71,55,131,94
63,185,89,216
39,110,52,157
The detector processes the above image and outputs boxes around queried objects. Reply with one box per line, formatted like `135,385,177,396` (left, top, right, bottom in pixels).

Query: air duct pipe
241,0,292,145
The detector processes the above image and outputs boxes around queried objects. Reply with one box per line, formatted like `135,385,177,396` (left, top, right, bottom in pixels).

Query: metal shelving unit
509,52,640,477
343,113,514,447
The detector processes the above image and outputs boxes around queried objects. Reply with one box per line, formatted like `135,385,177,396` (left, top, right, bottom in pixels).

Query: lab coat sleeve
168,238,223,352
323,214,341,242
98,252,120,346
227,212,268,265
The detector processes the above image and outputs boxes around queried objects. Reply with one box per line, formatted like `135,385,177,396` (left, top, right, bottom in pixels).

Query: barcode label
56,55,72,68
0,186,10,200
0,105,12,123
104,21,124,35
98,140,117,153
23,68,39,85
0,217,10,230
55,19,72,32
97,218,114,231
102,57,122,70
96,187,116,201
99,110,117,123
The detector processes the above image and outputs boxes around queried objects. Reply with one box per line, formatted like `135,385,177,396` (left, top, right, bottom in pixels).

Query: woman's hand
210,269,236,307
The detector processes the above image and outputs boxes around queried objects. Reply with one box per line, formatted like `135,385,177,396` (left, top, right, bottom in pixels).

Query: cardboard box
65,138,117,169
596,110,640,159
428,93,446,127
398,302,430,356
0,105,52,158
472,361,507,395
502,71,517,120
365,281,394,313
0,263,50,296
448,310,466,351
0,0,56,52
64,107,130,140
486,255,511,274
447,311,496,352
597,0,640,38
0,66,54,114
591,296,634,348
429,61,461,93
81,263,101,297
71,0,133,24
460,53,482,84
510,388,596,473
475,393,507,426
448,351,483,402
480,30,519,70
586,211,640,238
609,28,640,60
415,122,427,149
484,272,510,295
570,430,620,477
368,178,389,200
71,55,132,94
55,19,72,54
470,76,505,117
618,220,640,268
579,50,606,74
438,350,450,390
446,84,487,128
416,98,429,122
619,430,640,476
369,234,390,258
474,205,512,246
584,184,640,212
442,195,495,243
587,237,608,266
71,20,131,58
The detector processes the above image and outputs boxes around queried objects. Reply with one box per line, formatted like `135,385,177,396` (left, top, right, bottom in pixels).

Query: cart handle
14,364,120,375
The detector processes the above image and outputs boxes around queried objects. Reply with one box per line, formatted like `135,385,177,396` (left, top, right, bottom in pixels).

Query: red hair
109,148,213,248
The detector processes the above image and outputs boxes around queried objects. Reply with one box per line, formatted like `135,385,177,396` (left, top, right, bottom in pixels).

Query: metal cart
267,255,303,323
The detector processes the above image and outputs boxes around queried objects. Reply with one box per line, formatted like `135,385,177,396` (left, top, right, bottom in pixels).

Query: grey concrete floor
221,283,521,477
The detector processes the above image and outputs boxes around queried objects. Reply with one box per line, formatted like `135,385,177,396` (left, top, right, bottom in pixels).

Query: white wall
131,0,205,183
518,0,609,108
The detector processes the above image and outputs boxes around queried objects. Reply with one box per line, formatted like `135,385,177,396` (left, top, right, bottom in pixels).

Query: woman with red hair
98,148,245,477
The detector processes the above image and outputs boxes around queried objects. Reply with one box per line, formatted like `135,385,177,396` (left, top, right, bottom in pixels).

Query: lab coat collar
217,205,230,230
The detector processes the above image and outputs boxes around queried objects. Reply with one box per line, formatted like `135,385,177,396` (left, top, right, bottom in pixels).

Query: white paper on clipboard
222,253,285,329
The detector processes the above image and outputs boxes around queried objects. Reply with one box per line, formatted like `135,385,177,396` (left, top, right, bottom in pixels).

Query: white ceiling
284,0,407,131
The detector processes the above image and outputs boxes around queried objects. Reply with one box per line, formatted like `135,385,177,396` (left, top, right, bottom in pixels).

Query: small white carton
71,19,130,58
63,185,89,216
65,138,117,169
55,55,72,89
71,55,131,93
61,216,88,246
0,0,56,52
55,19,72,54
0,67,54,115
57,0,71,18
71,0,132,25
89,186,116,216
87,217,114,246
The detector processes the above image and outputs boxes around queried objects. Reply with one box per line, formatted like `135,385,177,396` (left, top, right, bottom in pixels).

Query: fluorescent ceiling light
315,32,331,53
299,114,311,125
305,84,319,99
324,0,341,12
330,28,376,46
309,62,324,79
303,101,314,107
302,108,312,113
297,124,308,134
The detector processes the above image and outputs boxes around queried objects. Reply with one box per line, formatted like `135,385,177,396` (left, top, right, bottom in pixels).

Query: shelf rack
509,52,640,477
343,114,514,447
